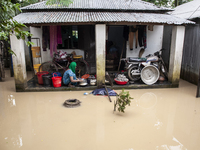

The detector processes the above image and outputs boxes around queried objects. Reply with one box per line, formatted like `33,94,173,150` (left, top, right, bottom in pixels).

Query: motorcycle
122,49,168,85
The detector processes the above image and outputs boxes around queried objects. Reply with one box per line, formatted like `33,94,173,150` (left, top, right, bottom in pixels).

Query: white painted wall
126,25,164,58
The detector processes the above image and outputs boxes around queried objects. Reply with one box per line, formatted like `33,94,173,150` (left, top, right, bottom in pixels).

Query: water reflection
8,95,16,107
156,137,187,150
131,92,157,109
139,92,157,109
11,135,23,148
154,119,163,129
5,135,23,148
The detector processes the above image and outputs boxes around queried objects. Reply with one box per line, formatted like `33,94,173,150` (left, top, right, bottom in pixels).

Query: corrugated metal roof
13,11,194,25
171,0,200,20
21,0,171,11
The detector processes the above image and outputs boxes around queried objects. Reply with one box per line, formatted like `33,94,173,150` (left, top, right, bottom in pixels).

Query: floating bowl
114,78,129,85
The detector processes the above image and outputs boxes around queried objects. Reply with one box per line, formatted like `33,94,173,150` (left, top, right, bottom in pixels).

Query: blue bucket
52,72,61,77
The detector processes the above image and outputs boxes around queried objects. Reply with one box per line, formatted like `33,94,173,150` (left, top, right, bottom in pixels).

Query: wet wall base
21,77,178,92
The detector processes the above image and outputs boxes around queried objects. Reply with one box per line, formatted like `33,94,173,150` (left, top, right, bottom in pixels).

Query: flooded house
10,0,193,92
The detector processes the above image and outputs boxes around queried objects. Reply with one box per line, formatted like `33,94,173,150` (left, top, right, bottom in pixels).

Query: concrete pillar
95,24,106,87
168,26,185,85
10,34,27,91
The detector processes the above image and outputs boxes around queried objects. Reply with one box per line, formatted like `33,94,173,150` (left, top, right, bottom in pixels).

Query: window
57,25,78,49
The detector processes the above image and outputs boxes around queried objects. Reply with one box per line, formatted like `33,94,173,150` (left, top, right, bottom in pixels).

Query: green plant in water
114,89,133,113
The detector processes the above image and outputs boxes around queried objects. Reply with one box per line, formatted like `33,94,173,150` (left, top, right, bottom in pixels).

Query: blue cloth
91,88,117,96
63,69,77,85
52,72,61,77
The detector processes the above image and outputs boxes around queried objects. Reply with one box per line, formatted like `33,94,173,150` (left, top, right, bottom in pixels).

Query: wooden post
168,26,185,85
10,34,27,91
95,24,106,87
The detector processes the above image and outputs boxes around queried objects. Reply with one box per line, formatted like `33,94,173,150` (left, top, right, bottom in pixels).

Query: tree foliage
0,0,33,54
0,0,73,55
46,0,73,6
17,0,41,7
143,0,193,8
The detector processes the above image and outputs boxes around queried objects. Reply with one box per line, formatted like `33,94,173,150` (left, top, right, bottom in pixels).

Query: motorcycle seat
129,57,146,62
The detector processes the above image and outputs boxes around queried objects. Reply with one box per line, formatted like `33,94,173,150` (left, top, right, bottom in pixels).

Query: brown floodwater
0,70,200,150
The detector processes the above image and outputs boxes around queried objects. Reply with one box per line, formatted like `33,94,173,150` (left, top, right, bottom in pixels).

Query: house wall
181,19,200,85
126,25,164,58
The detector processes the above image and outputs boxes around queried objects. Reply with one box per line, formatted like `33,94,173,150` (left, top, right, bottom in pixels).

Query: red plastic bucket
36,71,49,84
52,73,62,87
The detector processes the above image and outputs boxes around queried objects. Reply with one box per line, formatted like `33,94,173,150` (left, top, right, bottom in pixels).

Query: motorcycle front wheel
128,65,141,81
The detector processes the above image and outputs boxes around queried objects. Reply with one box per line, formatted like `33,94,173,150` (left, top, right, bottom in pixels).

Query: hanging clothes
148,25,154,31
50,26,57,58
138,25,147,48
42,26,50,51
128,26,138,50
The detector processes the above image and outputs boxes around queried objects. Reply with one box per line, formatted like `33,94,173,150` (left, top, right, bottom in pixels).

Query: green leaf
114,89,133,113
8,49,16,56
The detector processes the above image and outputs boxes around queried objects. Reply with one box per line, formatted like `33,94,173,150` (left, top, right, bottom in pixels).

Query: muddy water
0,71,200,150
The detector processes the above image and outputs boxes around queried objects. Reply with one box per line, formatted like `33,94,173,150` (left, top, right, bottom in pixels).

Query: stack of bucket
36,71,49,85
36,71,62,87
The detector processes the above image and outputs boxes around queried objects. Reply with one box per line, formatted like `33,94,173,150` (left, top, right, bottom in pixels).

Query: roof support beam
95,24,106,87
168,26,185,85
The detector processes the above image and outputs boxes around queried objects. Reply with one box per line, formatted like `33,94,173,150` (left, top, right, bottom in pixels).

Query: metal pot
79,79,88,87
90,79,96,86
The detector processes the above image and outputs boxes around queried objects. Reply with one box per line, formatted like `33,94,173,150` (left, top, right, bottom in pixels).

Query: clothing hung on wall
128,26,138,50
138,25,147,49
148,25,154,31
124,25,147,50
50,26,57,58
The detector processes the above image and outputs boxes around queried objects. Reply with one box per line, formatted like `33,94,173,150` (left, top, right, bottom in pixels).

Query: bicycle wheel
74,59,89,77
39,61,58,74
